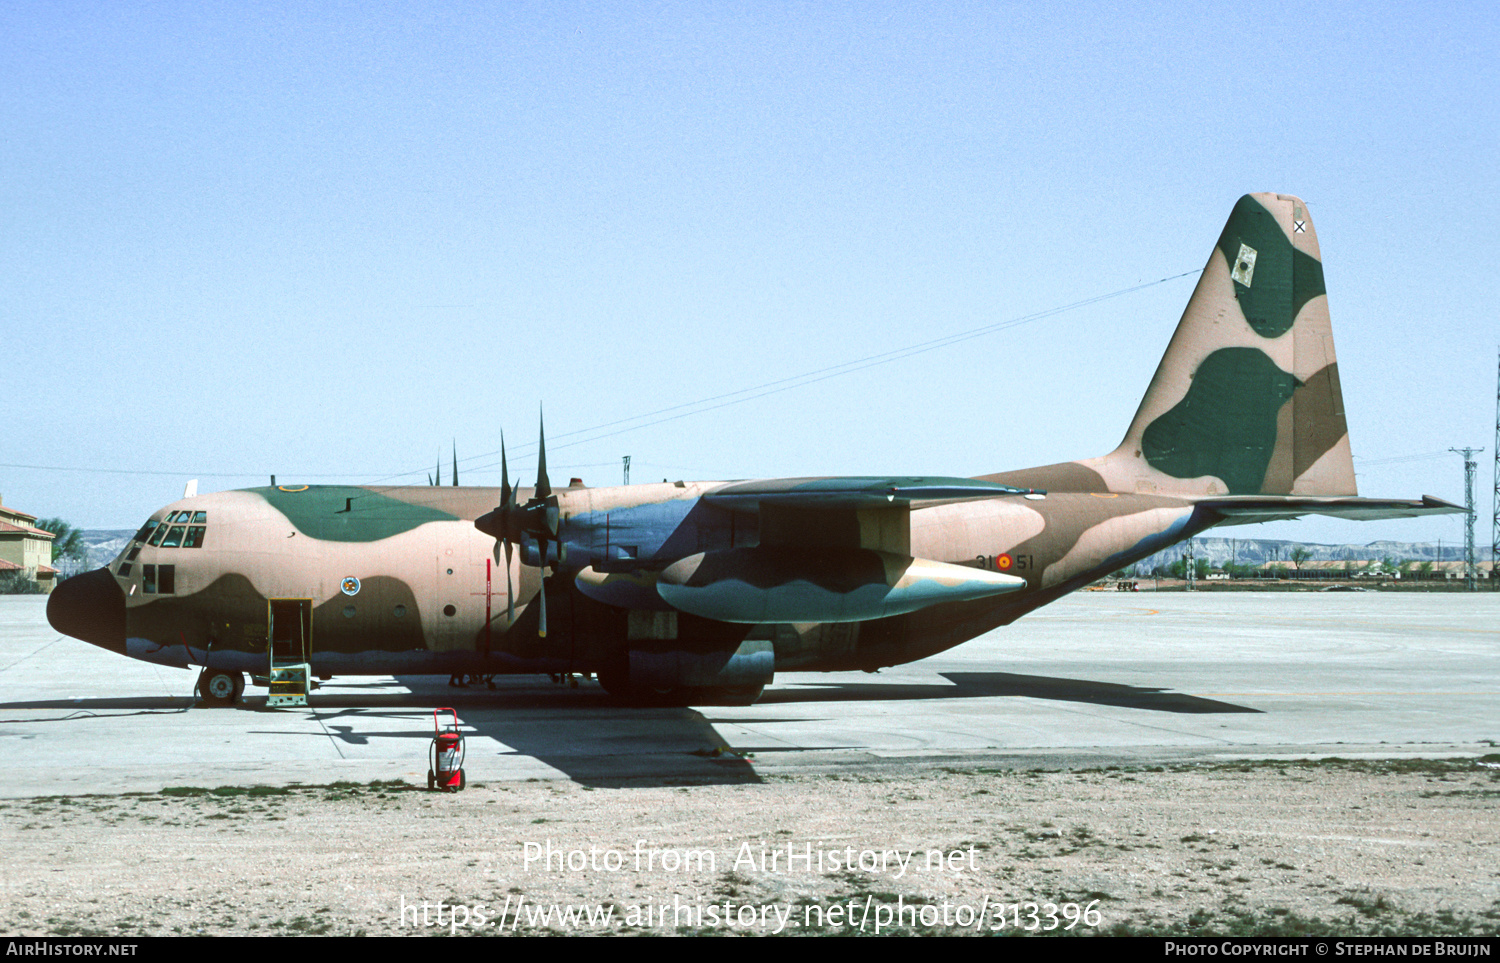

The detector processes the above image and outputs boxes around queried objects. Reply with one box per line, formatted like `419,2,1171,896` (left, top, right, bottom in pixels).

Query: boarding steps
267,659,311,707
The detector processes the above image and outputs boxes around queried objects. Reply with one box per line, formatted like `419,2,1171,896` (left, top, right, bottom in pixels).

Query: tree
1289,545,1312,571
34,518,87,577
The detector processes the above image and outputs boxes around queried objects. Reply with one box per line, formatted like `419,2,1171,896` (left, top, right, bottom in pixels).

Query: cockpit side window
134,521,158,543
115,545,141,578
148,525,169,547
183,526,206,548
142,564,174,594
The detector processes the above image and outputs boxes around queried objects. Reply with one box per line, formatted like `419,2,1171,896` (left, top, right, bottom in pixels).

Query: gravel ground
3,758,1498,937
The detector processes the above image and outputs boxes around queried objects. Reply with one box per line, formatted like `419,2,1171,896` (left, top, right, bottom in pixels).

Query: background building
0,494,57,593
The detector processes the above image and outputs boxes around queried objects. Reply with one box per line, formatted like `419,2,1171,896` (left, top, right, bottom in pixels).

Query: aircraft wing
1200,495,1465,527
702,476,1040,512
579,476,1040,623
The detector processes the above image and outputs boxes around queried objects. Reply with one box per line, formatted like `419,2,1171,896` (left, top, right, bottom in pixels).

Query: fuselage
49,476,1211,681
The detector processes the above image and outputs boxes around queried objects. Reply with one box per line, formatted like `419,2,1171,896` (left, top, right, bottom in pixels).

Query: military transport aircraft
48,193,1461,707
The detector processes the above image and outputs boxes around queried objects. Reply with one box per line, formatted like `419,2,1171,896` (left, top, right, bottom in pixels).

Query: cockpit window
160,526,186,548
183,526,206,548
147,525,168,547
192,511,207,523
134,521,158,543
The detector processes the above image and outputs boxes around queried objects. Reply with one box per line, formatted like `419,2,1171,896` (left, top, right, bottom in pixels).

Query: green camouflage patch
248,486,457,542
1217,195,1326,338
1141,347,1300,494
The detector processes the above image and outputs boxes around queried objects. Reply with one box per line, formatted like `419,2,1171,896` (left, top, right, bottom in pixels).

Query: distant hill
1136,536,1493,572
81,530,136,570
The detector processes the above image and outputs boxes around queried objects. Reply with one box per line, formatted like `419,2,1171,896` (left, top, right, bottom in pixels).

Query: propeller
476,411,565,638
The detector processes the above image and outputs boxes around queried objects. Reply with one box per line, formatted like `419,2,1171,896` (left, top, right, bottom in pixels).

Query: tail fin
1093,193,1355,497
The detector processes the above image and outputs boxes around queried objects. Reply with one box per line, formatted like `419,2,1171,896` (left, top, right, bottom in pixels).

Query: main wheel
198,670,243,706
595,662,630,699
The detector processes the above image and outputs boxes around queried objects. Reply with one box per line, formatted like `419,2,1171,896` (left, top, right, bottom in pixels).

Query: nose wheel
198,669,245,706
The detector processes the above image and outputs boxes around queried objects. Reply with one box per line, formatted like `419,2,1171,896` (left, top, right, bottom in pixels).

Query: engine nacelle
656,547,1025,623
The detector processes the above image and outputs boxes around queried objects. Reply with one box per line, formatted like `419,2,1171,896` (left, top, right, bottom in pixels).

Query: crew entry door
268,599,312,667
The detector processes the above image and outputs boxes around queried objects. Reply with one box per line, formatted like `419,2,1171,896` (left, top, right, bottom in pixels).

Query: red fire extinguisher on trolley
428,707,466,792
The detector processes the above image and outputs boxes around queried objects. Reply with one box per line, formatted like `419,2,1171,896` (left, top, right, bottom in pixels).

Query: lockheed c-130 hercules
48,193,1461,707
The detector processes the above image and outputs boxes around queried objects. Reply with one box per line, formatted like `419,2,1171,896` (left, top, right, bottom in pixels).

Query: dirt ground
2,758,1498,937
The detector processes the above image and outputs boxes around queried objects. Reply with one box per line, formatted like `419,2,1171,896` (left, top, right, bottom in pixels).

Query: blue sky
3,2,1497,547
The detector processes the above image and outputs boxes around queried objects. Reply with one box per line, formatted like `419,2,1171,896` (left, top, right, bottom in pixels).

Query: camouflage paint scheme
48,195,1460,702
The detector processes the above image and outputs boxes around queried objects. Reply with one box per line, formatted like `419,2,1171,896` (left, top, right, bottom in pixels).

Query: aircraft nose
47,567,126,654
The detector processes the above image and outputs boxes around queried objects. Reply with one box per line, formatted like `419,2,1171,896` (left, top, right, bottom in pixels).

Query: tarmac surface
2,591,1497,796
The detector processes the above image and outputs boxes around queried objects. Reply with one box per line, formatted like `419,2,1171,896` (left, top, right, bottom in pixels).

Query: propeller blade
505,538,514,623
537,570,548,638
500,432,512,512
534,409,552,501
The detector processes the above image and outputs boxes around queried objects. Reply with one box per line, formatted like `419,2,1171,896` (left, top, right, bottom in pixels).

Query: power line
451,268,1204,478
11,268,1201,486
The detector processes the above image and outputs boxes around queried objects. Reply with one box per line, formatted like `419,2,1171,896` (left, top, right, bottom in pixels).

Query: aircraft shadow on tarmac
0,670,1257,788
762,672,1263,715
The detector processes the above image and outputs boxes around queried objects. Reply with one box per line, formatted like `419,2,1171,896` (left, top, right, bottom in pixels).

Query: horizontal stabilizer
1203,495,1464,527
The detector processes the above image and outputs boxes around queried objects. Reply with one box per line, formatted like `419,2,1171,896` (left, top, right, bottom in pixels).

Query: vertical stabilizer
1090,193,1355,497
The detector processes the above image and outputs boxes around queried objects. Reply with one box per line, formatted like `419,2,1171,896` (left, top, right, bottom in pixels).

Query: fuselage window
147,525,168,547
191,511,207,523
183,526,206,548
160,526,186,548
143,565,157,593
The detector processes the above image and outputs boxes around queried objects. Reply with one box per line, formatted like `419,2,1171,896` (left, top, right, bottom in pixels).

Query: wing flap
704,476,1040,512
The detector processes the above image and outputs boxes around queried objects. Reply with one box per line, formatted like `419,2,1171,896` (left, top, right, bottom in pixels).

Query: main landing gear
197,669,245,706
594,666,763,707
